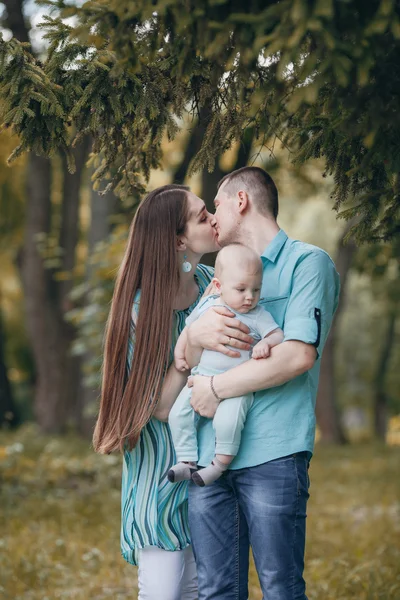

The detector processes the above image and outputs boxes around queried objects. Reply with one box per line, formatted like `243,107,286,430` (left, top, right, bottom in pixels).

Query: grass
1,425,399,599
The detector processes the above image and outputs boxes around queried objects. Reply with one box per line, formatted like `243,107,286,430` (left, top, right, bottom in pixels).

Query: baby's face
218,267,262,313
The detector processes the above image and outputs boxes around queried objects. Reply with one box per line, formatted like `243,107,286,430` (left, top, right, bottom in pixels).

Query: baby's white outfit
168,295,278,460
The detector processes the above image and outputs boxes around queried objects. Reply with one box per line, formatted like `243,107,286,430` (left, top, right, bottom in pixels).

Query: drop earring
182,254,192,273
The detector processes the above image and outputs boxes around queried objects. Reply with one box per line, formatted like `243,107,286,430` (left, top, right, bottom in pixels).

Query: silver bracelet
210,376,222,402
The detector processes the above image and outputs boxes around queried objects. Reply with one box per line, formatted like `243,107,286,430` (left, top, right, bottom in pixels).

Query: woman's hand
187,306,253,358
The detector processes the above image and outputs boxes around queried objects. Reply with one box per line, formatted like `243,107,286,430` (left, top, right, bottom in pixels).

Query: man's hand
251,339,271,359
187,306,253,358
188,375,220,418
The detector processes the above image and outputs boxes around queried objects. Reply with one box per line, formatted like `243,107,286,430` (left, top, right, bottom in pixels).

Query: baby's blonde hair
215,244,262,280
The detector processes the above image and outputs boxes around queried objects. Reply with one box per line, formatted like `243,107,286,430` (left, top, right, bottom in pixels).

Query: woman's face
182,192,220,256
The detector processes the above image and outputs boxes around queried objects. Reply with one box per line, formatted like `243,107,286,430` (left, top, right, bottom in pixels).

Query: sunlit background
1,1,399,599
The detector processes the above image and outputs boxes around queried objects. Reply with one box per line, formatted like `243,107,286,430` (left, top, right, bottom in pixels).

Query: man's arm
217,340,315,395
189,250,339,417
188,341,315,418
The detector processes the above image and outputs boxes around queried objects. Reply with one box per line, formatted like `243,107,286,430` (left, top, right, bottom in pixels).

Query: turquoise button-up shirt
197,229,340,468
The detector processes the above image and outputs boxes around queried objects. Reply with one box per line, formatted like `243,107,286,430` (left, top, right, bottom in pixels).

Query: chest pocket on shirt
259,295,288,329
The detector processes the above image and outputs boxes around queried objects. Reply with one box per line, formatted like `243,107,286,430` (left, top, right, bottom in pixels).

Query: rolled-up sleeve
283,251,340,356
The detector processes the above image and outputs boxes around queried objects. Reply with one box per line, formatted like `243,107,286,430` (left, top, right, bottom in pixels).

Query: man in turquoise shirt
187,166,340,600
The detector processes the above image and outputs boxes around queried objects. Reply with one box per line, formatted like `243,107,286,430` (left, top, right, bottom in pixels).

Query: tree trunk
373,310,396,439
20,154,68,432
79,182,117,437
4,0,64,431
19,138,90,433
0,305,20,427
59,138,91,430
173,107,212,185
3,0,31,45
316,328,347,443
5,0,90,434
315,220,357,443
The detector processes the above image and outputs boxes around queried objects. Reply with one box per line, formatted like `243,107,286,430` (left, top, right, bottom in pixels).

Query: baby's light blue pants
169,380,253,462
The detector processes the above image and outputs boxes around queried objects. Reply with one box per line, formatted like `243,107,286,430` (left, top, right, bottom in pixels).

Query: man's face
211,183,240,246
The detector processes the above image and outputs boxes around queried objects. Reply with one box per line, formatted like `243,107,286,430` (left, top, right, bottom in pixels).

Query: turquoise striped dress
121,263,214,565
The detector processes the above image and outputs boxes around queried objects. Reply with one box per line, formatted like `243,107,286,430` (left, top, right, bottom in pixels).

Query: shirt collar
261,229,288,263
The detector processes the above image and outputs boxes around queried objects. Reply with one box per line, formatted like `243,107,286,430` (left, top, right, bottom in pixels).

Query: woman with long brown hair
93,184,227,599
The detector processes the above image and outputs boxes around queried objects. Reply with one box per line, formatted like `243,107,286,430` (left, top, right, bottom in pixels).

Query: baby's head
213,244,262,313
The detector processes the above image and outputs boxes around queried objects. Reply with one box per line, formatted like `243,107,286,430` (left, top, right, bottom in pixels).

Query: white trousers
138,545,198,600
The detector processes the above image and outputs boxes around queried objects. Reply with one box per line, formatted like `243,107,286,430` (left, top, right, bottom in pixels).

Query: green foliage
1,0,399,240
1,425,399,599
0,131,25,247
355,238,400,305
0,35,69,164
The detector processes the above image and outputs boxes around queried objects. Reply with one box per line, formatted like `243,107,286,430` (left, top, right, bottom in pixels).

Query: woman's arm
152,363,189,422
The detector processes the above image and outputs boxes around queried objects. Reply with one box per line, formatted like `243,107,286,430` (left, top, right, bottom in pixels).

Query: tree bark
6,1,64,431
20,154,68,432
373,310,396,439
316,327,347,444
315,220,357,443
59,139,91,307
58,139,91,430
3,0,31,45
19,137,90,433
172,107,212,185
0,305,20,427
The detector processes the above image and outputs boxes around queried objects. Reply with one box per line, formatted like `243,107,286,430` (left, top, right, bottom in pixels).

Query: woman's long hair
93,185,189,454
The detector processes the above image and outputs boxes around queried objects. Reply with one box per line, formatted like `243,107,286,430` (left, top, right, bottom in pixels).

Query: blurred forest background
0,0,399,599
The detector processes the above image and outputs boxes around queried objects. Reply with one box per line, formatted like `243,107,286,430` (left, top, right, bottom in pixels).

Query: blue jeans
188,453,310,600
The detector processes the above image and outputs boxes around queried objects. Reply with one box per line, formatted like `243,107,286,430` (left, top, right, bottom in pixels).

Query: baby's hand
175,357,190,372
174,350,190,372
252,339,271,359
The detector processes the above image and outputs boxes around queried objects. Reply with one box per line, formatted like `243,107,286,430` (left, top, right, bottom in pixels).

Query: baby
168,244,284,487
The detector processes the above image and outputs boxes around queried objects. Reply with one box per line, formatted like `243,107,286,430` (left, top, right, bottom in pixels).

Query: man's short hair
217,166,278,219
